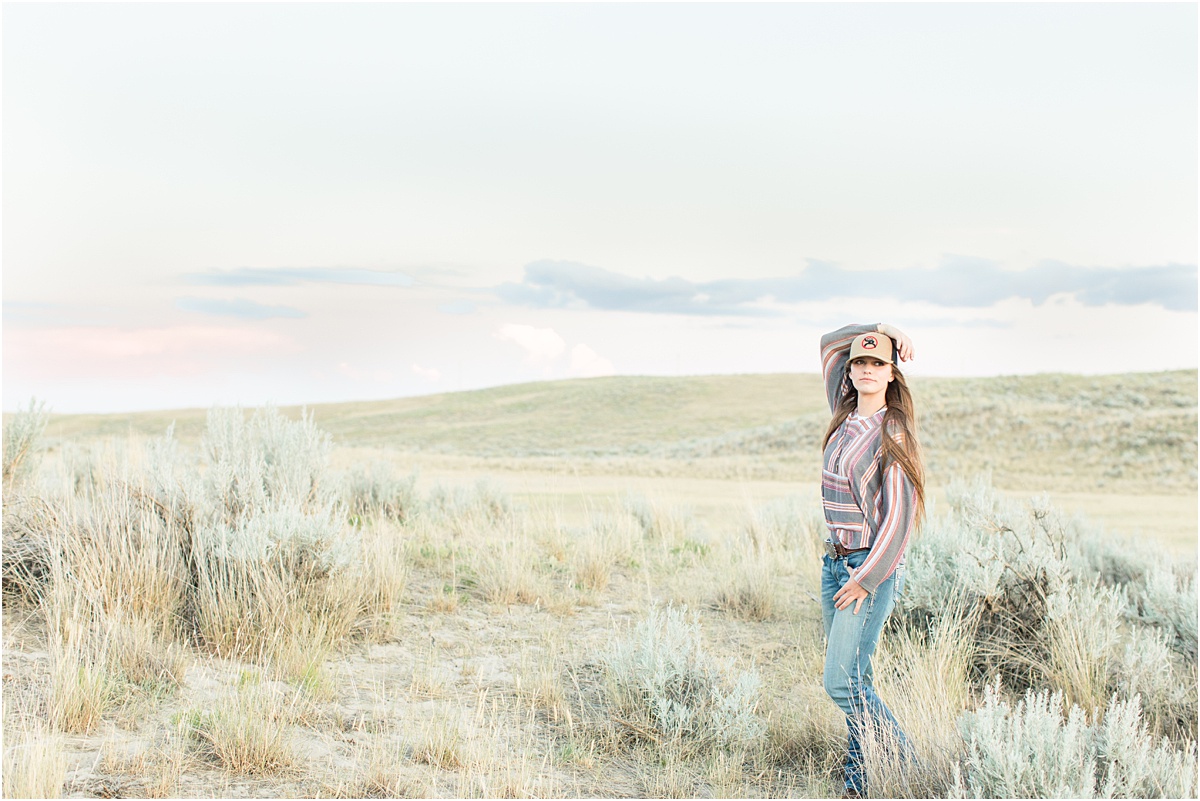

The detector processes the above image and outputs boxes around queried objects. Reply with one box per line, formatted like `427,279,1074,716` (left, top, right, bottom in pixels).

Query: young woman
818,322,925,799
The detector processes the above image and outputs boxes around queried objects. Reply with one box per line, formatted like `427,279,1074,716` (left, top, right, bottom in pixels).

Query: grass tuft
180,683,299,776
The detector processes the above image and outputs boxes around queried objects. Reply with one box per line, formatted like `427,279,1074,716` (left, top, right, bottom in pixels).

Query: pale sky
3,2,1196,414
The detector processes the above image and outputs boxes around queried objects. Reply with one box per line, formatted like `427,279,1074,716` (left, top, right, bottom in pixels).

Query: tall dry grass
863,595,980,798
180,679,302,775
2,718,67,799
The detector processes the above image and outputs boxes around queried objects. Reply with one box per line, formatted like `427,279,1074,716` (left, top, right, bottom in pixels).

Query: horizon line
9,365,1197,419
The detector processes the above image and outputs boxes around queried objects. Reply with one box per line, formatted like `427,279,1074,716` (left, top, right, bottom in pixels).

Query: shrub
955,681,1197,799
599,605,765,754
896,476,1197,737
1,495,61,601
1132,566,1197,660
1115,624,1197,741
145,407,363,668
341,460,419,523
199,405,333,517
3,398,49,489
427,478,511,528
897,482,1065,689
1095,693,1198,798
2,407,376,688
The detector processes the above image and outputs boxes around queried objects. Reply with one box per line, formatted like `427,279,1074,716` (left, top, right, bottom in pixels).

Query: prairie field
3,371,1197,798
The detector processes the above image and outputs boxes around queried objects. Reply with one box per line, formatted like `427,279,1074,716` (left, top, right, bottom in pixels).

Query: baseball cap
848,333,895,363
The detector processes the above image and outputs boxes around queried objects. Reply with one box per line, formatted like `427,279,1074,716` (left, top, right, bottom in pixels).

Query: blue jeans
821,550,908,796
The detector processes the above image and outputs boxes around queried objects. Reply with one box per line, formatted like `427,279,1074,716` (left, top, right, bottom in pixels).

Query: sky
3,2,1197,414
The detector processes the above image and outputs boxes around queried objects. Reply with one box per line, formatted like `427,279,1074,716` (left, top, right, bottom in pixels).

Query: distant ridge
32,371,1197,496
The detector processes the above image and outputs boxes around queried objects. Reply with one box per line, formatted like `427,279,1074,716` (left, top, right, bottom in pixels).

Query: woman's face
848,357,894,395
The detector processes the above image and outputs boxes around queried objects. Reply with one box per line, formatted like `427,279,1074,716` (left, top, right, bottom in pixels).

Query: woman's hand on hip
833,566,870,613
877,323,914,362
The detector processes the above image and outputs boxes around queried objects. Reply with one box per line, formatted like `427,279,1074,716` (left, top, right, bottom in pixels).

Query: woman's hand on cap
878,324,914,362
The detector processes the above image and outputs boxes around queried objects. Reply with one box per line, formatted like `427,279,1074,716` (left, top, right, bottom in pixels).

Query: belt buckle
824,540,838,559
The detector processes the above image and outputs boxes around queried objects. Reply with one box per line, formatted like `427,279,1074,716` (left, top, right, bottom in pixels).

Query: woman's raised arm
820,323,879,413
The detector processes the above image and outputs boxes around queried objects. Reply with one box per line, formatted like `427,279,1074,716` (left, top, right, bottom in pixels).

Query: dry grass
2,718,66,799
714,553,778,621
108,616,189,694
623,493,694,551
470,537,547,606
354,520,410,640
335,735,416,798
517,635,572,726
180,681,301,776
1044,582,1125,716
46,602,120,734
96,737,190,798
4,387,1195,799
189,546,364,687
570,516,637,594
865,604,980,797
412,717,467,770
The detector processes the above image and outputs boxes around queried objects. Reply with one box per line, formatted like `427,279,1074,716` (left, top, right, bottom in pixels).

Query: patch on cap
848,331,895,363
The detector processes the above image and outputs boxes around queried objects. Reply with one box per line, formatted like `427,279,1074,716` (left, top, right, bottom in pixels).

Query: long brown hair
822,361,926,526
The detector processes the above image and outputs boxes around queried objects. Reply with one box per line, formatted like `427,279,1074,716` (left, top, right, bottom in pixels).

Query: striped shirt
819,323,918,594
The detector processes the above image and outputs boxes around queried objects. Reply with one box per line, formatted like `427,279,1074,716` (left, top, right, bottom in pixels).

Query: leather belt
824,539,871,559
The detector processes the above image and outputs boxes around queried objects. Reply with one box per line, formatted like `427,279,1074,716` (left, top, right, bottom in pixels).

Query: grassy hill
33,370,1198,495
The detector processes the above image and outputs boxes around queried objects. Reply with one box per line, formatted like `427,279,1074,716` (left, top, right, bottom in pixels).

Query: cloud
496,260,760,316
492,323,566,365
494,258,1197,315
184,267,414,287
411,363,442,382
568,344,615,378
176,296,307,320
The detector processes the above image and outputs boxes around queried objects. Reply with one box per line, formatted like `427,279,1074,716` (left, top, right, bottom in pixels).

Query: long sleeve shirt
819,323,918,594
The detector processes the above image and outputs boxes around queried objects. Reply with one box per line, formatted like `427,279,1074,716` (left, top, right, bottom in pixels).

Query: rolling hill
30,370,1197,496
